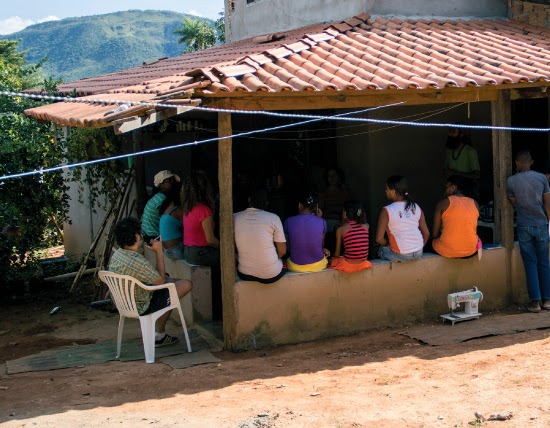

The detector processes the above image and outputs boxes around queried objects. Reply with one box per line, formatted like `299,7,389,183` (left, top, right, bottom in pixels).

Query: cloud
37,16,60,24
0,15,60,35
186,9,204,18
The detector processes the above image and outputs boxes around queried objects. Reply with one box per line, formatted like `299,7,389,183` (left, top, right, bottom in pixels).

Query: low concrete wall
234,245,527,349
142,249,212,326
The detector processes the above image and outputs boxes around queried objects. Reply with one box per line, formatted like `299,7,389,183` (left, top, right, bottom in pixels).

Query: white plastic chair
98,271,192,363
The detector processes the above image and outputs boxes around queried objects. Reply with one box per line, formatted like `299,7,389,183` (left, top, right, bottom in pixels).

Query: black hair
158,181,182,215
516,149,532,162
114,217,141,248
299,192,319,211
248,187,269,210
446,175,474,198
181,170,214,215
344,200,367,224
386,175,416,213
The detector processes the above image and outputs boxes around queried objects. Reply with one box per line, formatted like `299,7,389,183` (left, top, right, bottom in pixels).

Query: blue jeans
517,225,550,301
378,245,423,263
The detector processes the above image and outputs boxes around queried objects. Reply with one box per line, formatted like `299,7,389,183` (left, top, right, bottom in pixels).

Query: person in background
284,192,329,273
181,171,222,318
376,175,429,262
444,126,480,181
330,200,372,273
159,182,184,260
431,175,480,258
108,217,192,347
234,188,287,283
319,167,350,253
142,170,180,245
540,160,550,236
507,150,550,313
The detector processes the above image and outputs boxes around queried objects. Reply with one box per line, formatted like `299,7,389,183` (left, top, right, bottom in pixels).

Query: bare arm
544,193,550,219
275,241,286,258
431,198,449,239
145,238,166,284
419,210,430,245
334,226,344,257
375,209,389,246
201,216,220,248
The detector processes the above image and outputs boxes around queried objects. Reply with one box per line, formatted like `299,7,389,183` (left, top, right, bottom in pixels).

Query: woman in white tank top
375,175,430,262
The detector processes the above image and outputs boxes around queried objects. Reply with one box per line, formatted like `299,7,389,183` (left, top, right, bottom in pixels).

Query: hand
315,206,323,217
323,248,331,258
146,236,163,252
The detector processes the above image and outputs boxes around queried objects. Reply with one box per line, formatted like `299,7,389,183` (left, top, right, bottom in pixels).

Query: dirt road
0,300,549,427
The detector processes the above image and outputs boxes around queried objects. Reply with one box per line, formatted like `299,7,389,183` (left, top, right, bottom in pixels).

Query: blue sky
0,0,225,34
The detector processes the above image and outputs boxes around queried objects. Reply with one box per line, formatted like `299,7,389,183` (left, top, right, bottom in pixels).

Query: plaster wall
235,246,527,348
63,172,116,259
226,0,508,42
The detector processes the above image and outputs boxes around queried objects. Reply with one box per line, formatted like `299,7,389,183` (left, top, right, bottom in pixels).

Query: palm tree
174,17,217,53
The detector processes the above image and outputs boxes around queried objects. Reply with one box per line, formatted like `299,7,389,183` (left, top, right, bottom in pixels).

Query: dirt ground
0,294,549,428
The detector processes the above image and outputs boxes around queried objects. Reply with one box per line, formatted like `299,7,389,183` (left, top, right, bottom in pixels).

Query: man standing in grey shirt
507,150,550,312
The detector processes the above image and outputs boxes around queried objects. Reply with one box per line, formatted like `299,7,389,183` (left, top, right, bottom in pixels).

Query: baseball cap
153,170,180,187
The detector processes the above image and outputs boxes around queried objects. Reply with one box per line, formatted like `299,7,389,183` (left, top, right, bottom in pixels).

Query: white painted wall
226,0,508,41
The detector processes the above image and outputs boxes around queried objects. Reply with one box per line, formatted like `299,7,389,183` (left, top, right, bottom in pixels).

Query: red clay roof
26,14,550,128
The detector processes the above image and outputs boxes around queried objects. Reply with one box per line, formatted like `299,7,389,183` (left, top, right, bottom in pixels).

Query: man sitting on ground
234,188,287,283
108,217,192,346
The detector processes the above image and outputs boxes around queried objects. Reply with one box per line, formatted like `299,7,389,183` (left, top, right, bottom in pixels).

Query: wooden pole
218,111,238,351
132,129,148,216
491,89,514,302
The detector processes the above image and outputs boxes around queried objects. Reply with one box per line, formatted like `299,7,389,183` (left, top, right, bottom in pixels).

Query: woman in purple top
284,192,329,272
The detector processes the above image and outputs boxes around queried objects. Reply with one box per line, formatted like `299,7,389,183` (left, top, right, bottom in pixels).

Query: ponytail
386,175,416,213
344,200,367,224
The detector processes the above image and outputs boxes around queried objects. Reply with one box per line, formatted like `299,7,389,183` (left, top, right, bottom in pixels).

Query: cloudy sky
0,0,225,34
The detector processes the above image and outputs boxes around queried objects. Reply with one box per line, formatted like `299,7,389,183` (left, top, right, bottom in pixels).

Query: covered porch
25,14,550,350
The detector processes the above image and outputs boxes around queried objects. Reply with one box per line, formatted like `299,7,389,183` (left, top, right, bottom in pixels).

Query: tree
0,39,68,281
174,17,217,52
215,11,226,44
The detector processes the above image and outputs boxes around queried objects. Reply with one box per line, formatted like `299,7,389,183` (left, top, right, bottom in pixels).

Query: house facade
225,0,508,42
25,1,550,350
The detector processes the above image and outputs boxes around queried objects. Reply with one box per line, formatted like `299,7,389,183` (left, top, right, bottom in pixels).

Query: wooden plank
218,111,238,351
199,84,550,111
114,106,194,134
491,89,514,302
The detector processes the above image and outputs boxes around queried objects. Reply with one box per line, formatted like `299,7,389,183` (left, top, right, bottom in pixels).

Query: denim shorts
164,242,185,260
378,245,423,263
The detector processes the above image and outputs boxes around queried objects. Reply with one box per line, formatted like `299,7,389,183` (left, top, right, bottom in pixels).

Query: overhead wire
0,101,403,182
3,90,550,131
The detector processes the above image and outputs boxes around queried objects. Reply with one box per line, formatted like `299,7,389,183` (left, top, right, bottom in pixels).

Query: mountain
4,10,212,83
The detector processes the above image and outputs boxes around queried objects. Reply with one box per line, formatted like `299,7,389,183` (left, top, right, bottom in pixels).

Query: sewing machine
440,287,483,325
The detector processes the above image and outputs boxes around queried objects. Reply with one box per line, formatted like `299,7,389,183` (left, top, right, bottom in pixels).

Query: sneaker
155,334,179,348
527,301,541,313
542,300,550,310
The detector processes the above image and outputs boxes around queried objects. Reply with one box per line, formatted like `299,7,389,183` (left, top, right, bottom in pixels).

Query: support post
218,112,237,351
132,129,148,215
491,89,514,302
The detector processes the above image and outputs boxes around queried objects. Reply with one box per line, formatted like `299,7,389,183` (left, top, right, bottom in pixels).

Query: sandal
155,334,179,347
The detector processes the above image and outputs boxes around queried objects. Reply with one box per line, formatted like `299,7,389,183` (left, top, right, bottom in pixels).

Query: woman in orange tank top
432,175,480,258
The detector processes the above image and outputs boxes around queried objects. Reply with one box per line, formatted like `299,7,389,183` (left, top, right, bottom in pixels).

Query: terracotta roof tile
26,16,550,127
